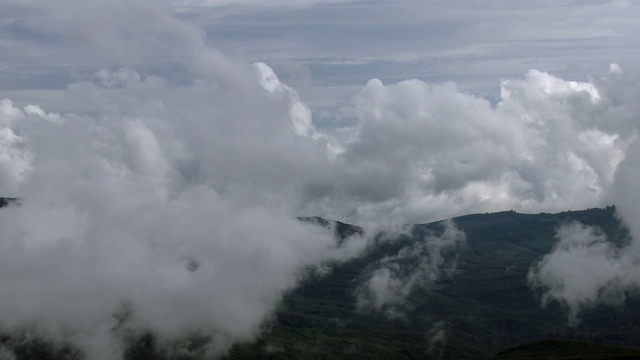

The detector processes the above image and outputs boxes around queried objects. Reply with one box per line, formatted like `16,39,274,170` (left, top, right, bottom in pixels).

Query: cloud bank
527,66,640,321
307,68,628,224
0,71,370,358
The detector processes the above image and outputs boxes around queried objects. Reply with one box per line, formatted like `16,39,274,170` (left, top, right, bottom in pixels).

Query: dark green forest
224,206,640,360
2,200,640,359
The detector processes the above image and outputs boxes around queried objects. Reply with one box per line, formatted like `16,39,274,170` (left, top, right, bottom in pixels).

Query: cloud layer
306,68,629,224
0,69,371,358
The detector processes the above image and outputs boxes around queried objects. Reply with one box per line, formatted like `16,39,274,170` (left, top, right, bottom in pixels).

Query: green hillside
2,201,639,359
225,206,638,360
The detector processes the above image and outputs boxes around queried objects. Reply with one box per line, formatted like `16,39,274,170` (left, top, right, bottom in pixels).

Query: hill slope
1,201,639,359
227,206,639,360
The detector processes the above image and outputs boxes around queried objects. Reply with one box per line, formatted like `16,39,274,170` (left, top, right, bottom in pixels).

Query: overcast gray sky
3,0,640,113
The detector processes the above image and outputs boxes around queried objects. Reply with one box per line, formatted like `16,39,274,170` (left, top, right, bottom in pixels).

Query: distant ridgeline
2,205,640,360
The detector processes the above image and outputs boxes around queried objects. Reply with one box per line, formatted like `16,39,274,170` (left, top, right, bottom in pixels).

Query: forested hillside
2,201,639,359
226,206,638,359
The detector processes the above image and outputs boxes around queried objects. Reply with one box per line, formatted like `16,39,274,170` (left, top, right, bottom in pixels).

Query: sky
2,0,640,358
4,1,640,113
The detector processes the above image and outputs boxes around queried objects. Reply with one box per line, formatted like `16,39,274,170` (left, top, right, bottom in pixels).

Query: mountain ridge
228,205,638,359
